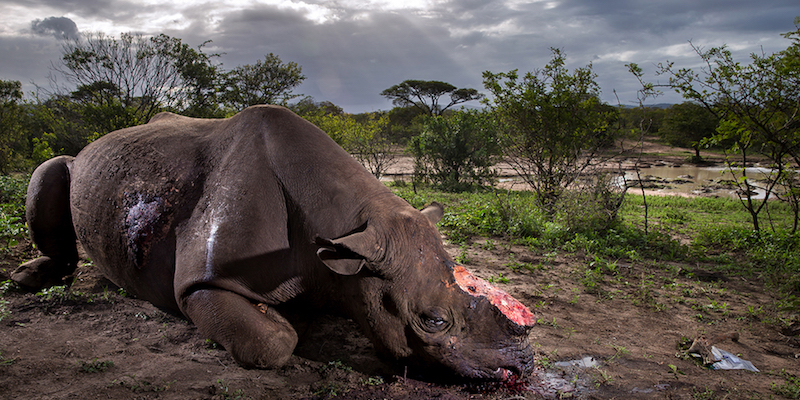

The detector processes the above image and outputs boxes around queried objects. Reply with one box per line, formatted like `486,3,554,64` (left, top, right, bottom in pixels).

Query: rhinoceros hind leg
183,289,298,368
12,156,78,289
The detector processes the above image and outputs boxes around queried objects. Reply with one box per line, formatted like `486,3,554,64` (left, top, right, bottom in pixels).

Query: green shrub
410,110,501,192
0,175,28,206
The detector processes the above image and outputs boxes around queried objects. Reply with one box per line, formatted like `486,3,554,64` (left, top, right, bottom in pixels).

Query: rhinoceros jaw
452,264,536,328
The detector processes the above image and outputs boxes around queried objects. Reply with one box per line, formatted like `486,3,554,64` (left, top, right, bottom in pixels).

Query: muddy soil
2,235,798,399
1,143,798,399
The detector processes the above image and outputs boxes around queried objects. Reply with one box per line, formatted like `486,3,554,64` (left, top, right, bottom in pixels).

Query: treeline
1,20,799,234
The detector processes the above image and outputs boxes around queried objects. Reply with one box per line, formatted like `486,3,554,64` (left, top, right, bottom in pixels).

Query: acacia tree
483,48,618,212
381,80,483,116
221,53,305,111
657,19,800,233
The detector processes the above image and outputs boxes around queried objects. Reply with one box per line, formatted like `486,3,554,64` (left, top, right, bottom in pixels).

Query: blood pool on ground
451,264,536,327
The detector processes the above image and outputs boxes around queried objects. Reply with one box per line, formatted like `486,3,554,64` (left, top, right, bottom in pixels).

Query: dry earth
1,144,798,399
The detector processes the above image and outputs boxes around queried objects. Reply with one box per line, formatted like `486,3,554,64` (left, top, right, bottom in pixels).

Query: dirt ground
1,144,798,399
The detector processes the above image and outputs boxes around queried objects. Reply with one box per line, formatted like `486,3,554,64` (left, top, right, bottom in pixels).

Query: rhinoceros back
69,116,212,309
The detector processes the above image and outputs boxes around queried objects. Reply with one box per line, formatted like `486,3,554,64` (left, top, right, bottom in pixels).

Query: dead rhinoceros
13,105,535,380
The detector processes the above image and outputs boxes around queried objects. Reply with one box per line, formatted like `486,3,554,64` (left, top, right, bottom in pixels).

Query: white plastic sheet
710,346,759,372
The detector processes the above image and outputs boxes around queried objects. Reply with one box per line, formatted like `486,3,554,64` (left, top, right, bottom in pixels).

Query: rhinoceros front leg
183,289,298,368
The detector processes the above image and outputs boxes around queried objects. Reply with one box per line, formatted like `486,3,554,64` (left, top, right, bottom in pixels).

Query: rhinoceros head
316,203,535,380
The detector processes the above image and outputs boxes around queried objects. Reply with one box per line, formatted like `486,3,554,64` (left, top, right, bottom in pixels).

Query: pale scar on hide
451,264,536,328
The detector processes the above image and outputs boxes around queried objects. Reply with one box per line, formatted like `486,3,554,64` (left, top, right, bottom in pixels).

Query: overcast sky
1,0,797,113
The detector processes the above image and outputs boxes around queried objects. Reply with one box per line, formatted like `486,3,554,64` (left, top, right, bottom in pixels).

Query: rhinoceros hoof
11,257,66,289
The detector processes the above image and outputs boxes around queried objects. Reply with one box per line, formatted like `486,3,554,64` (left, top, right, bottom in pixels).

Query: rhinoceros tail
11,155,79,289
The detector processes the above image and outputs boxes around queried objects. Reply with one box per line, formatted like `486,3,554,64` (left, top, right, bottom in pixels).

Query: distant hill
619,103,675,109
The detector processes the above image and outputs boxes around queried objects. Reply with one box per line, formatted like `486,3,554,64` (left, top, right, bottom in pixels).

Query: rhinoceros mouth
457,346,534,381
465,365,523,381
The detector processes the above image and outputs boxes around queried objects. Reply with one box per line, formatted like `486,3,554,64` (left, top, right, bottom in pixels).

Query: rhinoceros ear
316,247,366,275
420,202,444,224
315,231,380,276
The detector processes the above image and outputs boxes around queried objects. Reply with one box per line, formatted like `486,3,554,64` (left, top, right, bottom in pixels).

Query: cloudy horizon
1,0,797,113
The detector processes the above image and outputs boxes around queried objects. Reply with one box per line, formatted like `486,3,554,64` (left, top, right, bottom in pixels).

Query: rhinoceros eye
422,308,449,333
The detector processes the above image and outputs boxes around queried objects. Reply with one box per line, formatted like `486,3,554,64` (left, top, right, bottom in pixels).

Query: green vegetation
391,184,800,307
109,374,174,393
0,175,27,250
0,299,9,322
483,48,619,213
312,381,346,397
0,33,306,171
410,110,501,191
302,110,395,179
0,26,797,399
0,350,16,365
380,79,483,116
35,285,96,304
215,379,248,400
654,19,800,233
659,102,719,162
773,370,800,399
360,376,385,386
78,358,114,373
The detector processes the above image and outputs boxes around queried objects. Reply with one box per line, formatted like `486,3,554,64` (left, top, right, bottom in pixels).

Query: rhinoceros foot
11,256,74,289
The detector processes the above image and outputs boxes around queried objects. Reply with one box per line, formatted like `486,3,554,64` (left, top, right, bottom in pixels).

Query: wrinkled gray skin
13,105,534,380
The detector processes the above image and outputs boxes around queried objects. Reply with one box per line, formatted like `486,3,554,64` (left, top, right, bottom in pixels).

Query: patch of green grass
313,381,346,397
454,244,471,264
36,285,94,303
607,344,631,362
110,374,174,393
322,360,352,372
668,364,685,380
0,280,19,295
591,367,614,387
391,185,545,242
216,379,248,400
360,376,385,386
487,273,510,284
78,358,114,373
0,350,16,365
0,299,9,322
691,388,716,400
772,370,800,399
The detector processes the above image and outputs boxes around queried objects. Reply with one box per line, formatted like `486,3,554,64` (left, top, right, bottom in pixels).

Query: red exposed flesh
452,264,536,327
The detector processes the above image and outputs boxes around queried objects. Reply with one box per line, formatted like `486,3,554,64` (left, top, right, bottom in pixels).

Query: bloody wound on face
451,264,536,327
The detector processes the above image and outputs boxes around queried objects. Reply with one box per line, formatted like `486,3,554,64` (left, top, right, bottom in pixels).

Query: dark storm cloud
26,0,150,24
3,0,797,111
204,4,473,111
31,16,80,40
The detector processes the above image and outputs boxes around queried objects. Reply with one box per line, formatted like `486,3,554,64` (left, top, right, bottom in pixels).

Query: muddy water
379,154,785,199
625,165,779,199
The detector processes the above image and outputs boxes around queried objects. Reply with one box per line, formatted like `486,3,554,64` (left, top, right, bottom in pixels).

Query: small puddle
554,356,601,369
527,357,600,398
623,165,783,199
